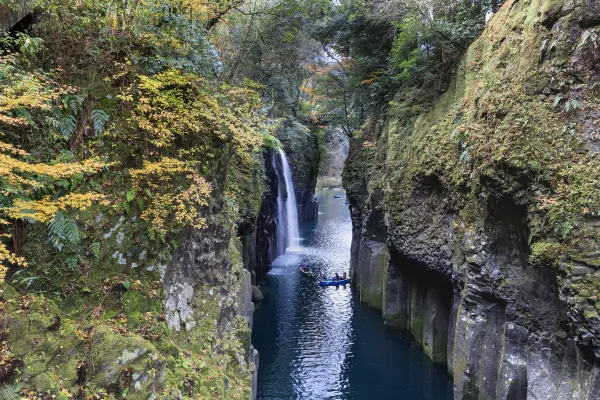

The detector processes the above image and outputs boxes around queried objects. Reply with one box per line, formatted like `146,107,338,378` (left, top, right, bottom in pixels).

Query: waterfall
277,148,301,251
273,152,286,255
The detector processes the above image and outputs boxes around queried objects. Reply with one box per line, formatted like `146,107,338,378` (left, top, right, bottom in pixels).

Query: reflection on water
252,189,453,400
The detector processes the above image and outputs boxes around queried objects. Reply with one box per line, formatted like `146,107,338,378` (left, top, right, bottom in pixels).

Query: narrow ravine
253,189,453,399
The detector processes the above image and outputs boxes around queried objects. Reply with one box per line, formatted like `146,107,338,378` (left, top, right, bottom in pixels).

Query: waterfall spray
277,148,301,251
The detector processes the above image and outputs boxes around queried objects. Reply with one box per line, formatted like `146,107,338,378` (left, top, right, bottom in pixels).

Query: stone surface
383,260,409,329
0,1,30,32
424,282,450,364
251,285,264,303
343,0,600,398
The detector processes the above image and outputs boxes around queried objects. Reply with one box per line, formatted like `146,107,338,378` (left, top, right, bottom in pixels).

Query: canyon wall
239,149,281,286
0,136,319,399
344,0,600,398
0,0,31,32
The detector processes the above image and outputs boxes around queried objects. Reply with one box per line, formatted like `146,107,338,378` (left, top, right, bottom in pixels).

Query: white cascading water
273,152,286,255
277,148,301,251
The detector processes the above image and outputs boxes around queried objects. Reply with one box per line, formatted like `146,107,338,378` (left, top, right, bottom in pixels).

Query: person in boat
334,272,340,281
342,272,347,280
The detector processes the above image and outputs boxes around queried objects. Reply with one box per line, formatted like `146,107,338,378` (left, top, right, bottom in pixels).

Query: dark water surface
252,188,454,400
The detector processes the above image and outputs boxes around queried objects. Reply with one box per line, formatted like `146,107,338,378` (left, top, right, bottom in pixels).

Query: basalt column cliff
344,1,600,398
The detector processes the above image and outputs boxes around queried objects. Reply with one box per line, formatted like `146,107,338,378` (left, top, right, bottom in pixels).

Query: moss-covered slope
345,0,600,398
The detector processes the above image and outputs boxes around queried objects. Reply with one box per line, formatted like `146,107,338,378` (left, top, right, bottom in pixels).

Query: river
252,188,454,400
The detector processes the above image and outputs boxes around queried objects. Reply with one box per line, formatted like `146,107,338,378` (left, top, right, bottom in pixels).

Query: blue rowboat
319,278,350,286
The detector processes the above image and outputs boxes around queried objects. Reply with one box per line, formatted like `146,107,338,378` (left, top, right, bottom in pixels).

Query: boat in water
300,266,312,276
319,278,351,286
333,195,343,198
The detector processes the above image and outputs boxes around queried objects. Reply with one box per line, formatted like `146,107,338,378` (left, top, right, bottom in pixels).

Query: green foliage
0,0,265,276
262,132,282,150
529,241,562,268
132,3,222,76
91,109,109,136
216,0,331,116
0,1,266,397
0,384,21,400
340,0,600,284
48,211,80,249
53,112,77,138
389,2,493,93
309,0,505,127
316,176,342,189
313,2,398,114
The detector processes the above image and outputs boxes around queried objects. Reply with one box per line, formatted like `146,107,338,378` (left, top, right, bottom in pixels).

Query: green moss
529,241,562,268
0,247,254,399
345,1,600,318
571,255,600,268
540,0,563,24
584,308,599,320
32,373,55,392
122,289,163,329
361,287,383,310
0,385,22,400
342,135,377,200
410,312,425,344
262,132,281,149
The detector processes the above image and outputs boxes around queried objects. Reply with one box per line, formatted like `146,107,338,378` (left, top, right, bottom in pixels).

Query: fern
63,218,80,243
91,109,109,136
48,211,66,249
553,94,564,108
15,108,34,125
55,112,77,138
65,256,79,271
89,242,101,258
459,147,471,164
62,94,84,113
48,211,80,250
565,99,579,113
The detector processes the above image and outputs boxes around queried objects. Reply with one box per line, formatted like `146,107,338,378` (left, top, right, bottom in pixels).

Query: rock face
240,149,281,285
0,1,31,32
344,0,600,398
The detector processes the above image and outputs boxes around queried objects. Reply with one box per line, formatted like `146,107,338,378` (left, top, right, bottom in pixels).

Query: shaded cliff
344,0,600,398
239,149,281,286
1,180,258,399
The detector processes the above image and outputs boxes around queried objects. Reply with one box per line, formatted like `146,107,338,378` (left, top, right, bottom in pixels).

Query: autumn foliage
0,1,267,283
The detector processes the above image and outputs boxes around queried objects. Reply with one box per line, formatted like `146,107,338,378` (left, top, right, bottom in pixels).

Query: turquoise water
252,188,454,400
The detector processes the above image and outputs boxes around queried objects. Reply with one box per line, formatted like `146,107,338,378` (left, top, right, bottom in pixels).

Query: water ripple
253,189,453,400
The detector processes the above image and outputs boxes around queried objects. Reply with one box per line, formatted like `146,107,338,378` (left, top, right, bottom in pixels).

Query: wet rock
570,264,596,276
251,286,264,303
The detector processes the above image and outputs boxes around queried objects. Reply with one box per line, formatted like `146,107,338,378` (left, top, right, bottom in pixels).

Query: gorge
1,0,600,399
